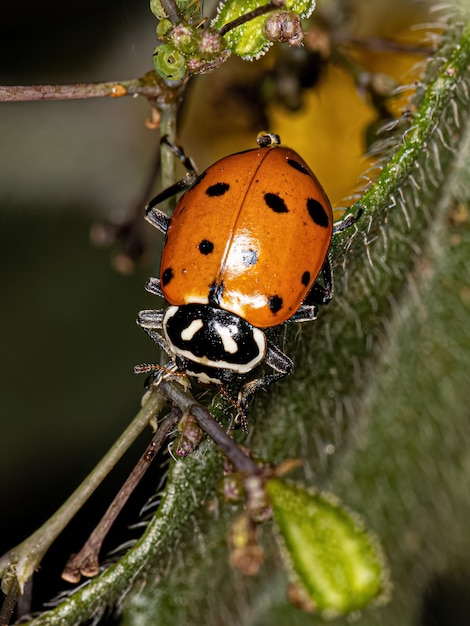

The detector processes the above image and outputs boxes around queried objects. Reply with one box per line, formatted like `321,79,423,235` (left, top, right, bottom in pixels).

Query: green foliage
149,0,168,20
150,0,202,21
213,0,315,59
151,0,315,79
266,478,388,616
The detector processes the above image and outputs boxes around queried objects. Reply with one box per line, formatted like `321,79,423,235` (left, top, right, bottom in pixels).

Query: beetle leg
304,256,334,306
304,206,361,307
135,310,187,385
144,276,164,298
145,136,199,233
136,309,173,356
138,326,173,358
145,178,196,233
290,303,318,323
137,308,165,329
161,135,198,174
145,203,171,234
332,205,362,234
237,342,292,410
264,342,293,377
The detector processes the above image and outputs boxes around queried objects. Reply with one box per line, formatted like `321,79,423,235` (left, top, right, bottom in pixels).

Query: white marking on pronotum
163,306,267,374
181,319,204,341
186,369,222,385
214,322,238,354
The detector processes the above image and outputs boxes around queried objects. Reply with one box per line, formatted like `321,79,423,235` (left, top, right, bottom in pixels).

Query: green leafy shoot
213,0,316,59
266,478,390,617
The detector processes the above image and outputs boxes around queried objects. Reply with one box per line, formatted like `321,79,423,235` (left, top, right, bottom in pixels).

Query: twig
159,381,260,475
218,0,285,37
159,0,182,24
0,73,183,103
62,409,180,583
0,387,166,593
0,578,20,626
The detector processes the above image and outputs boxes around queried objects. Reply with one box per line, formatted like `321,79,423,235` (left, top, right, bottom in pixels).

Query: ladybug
137,133,360,424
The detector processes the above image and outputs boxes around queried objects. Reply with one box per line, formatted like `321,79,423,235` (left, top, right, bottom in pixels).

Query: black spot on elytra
198,239,214,255
301,271,311,286
268,295,283,314
287,158,310,175
209,281,224,304
241,249,258,266
307,198,330,228
264,192,288,213
206,182,230,197
161,267,174,286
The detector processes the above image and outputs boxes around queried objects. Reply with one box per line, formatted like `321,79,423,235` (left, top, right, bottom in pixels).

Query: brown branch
159,381,260,475
0,388,167,595
62,409,180,583
0,577,20,626
159,0,182,24
0,71,184,104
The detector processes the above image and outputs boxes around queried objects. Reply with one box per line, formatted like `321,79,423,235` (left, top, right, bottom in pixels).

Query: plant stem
159,381,260,475
218,0,285,37
61,409,180,584
0,388,166,592
159,103,179,195
0,577,19,626
159,0,182,24
0,75,163,102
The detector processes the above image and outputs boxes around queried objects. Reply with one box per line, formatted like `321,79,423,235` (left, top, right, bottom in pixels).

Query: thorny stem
62,409,181,584
218,0,285,37
0,388,166,593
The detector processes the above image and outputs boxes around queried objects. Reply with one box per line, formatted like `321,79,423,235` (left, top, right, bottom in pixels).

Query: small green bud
153,44,186,81
177,0,202,21
149,0,167,20
175,412,203,456
156,18,173,39
219,474,245,503
199,28,225,59
169,23,198,55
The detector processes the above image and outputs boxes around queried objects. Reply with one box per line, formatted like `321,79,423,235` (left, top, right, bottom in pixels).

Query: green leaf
150,0,202,21
266,478,388,616
149,0,167,20
213,0,315,59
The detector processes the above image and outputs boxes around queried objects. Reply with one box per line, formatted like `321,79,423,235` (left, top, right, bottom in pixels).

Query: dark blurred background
0,1,169,615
